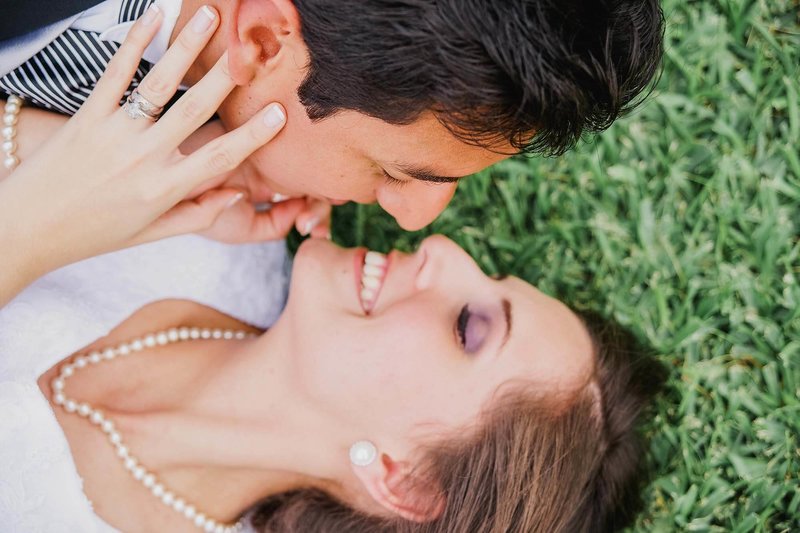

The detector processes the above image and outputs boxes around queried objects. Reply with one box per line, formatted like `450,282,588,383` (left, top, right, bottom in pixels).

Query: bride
1,233,664,533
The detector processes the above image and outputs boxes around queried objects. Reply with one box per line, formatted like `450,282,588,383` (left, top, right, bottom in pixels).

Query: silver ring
121,90,164,121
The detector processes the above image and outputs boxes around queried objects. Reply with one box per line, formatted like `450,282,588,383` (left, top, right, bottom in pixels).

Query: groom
0,0,664,233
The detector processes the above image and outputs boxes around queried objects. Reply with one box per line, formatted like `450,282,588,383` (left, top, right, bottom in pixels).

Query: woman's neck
57,300,348,524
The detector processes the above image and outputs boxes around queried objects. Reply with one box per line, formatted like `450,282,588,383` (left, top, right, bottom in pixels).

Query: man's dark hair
294,0,664,156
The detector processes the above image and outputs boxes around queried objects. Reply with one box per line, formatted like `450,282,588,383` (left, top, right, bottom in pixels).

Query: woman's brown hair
252,311,667,532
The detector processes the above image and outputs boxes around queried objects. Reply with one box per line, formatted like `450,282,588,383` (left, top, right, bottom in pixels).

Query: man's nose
378,183,457,231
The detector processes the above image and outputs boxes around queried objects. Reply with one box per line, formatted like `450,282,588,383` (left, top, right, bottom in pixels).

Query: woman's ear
351,452,446,523
226,0,302,85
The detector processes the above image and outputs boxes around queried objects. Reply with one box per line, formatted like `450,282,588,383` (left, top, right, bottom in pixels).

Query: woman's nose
413,235,472,290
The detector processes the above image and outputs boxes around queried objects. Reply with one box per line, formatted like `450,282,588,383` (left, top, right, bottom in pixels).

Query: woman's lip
354,248,368,313
354,249,392,315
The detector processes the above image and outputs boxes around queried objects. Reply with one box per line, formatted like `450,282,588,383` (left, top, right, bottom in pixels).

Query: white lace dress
0,235,290,532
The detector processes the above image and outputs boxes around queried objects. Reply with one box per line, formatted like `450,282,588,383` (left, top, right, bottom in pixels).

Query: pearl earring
349,440,378,467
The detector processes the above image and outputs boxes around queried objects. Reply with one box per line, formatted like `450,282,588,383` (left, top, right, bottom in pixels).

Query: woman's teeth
360,251,388,312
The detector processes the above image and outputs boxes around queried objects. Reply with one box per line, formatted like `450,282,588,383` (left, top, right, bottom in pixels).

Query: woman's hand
0,5,299,304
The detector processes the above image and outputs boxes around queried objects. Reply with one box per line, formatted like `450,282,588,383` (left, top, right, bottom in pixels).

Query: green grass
327,0,800,530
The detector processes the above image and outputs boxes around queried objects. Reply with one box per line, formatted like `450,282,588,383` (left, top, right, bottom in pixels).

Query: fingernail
192,5,217,33
226,192,245,208
263,104,286,128
301,217,320,236
326,231,332,241
271,193,290,203
141,4,160,26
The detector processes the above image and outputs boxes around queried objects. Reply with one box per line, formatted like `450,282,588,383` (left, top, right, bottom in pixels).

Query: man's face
215,67,509,231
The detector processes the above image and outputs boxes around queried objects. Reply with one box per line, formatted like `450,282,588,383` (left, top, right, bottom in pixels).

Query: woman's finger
166,103,287,198
133,6,219,110
151,52,238,145
242,199,308,242
87,4,163,116
295,198,332,237
131,187,245,245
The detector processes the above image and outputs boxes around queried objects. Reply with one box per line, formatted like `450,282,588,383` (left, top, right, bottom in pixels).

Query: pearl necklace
52,327,257,533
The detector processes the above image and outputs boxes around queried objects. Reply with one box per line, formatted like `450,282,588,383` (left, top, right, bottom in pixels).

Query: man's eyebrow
394,163,465,184
501,298,513,349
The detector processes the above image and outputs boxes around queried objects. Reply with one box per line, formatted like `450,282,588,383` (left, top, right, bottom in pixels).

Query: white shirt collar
97,0,183,64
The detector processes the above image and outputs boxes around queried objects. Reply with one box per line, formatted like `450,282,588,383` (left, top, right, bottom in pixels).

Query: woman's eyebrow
501,298,513,349
394,163,464,184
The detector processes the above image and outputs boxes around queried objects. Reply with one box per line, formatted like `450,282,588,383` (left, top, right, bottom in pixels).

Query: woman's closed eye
456,305,491,354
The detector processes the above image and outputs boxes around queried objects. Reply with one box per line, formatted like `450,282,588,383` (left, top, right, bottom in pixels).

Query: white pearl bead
133,466,146,480
142,473,155,488
179,327,190,340
78,403,91,417
124,457,137,471
53,393,66,405
3,113,18,126
215,525,225,533
89,352,102,364
118,344,131,356
91,411,104,424
167,328,179,342
103,348,116,360
75,356,88,368
64,400,77,413
184,505,196,519
52,378,64,391
101,420,115,433
161,491,175,505
5,102,20,114
212,329,222,339
1,126,15,139
7,95,22,106
234,331,248,340
200,329,211,339
144,335,156,348
2,139,16,152
194,513,207,527
3,155,19,169
204,520,217,532
349,440,378,466
116,445,129,458
156,332,168,345
223,330,233,340
173,498,186,512
60,364,74,377
152,483,165,497
131,339,144,351
109,431,122,445
190,328,200,339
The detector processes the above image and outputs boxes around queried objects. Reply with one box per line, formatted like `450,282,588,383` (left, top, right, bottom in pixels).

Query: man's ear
351,452,446,523
226,0,302,85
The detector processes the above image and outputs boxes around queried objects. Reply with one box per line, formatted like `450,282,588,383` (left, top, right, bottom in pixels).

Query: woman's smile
358,250,389,314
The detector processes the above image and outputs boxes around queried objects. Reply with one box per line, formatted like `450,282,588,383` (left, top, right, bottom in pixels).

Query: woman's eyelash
382,169,410,189
456,305,470,348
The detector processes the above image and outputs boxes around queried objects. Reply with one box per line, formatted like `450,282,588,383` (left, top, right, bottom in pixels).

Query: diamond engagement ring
121,90,164,121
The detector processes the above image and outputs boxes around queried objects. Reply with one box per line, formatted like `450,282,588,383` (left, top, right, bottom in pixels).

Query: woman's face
279,235,595,447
